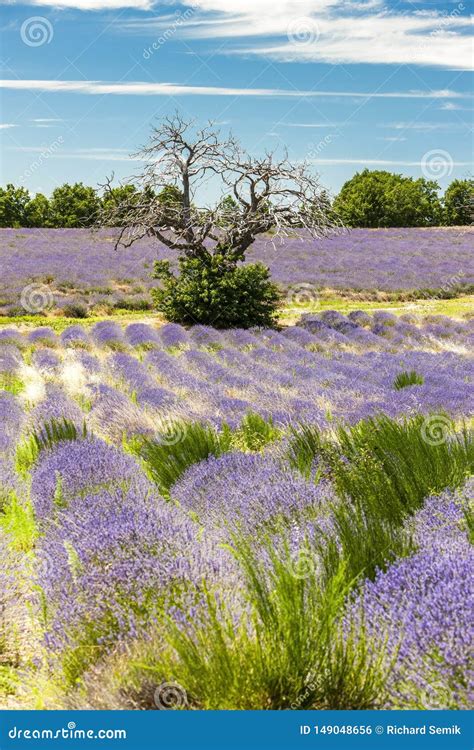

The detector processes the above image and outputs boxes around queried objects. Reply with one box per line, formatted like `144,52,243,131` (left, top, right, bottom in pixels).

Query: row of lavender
0,312,472,444
0,311,472,708
1,228,473,313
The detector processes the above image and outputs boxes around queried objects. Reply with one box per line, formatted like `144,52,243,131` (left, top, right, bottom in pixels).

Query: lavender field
1,227,473,316
0,310,472,710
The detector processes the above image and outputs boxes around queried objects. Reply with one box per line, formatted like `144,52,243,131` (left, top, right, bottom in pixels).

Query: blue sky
0,0,472,201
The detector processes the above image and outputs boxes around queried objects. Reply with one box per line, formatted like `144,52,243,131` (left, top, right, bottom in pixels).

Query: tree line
0,170,473,229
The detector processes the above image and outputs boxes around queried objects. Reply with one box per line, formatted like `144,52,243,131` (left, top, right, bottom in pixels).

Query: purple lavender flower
28,327,58,346
346,486,473,709
28,384,84,434
91,321,126,348
125,323,160,348
158,323,189,348
172,451,333,537
61,326,90,348
31,349,61,375
37,485,239,656
0,392,25,453
30,436,153,521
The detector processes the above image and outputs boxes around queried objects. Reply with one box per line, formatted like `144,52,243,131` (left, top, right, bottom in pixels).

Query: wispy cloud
7,145,139,161
0,123,17,129
386,121,472,131
280,122,343,128
7,0,153,8
120,0,473,70
2,0,472,69
0,79,471,100
439,102,474,111
309,158,474,166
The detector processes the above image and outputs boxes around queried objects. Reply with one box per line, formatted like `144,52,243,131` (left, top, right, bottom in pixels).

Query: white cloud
0,79,470,100
3,0,152,8
387,121,472,131
281,122,343,128
8,145,139,160
121,0,473,70
0,123,17,129
309,158,473,166
2,1,471,69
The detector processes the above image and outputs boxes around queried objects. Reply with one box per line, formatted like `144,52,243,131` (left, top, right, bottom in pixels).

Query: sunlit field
0,289,472,709
1,227,472,319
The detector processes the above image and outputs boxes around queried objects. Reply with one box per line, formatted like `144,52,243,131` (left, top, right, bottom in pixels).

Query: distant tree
443,178,474,226
156,184,184,228
0,184,31,227
100,184,140,227
25,193,51,227
333,169,442,227
50,182,101,227
216,195,239,226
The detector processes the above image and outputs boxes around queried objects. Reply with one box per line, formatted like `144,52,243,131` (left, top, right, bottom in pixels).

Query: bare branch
97,113,344,260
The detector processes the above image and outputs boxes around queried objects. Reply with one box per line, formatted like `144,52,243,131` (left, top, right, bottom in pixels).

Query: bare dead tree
98,113,343,261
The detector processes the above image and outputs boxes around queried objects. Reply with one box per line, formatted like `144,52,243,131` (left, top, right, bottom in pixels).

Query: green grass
231,412,282,452
107,538,391,710
1,293,472,331
0,493,37,552
0,373,25,395
279,293,474,324
288,414,473,581
393,370,425,390
139,414,282,497
139,422,233,498
15,417,88,478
